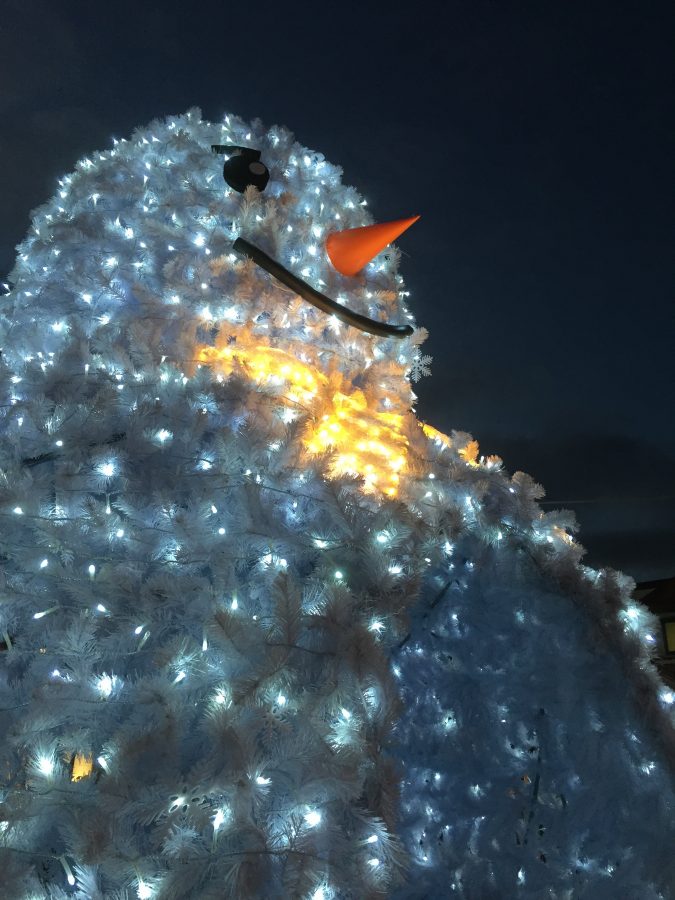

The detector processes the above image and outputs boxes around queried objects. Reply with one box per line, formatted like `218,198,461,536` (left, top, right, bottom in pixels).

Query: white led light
40,559,48,569
218,527,225,535
96,674,115,697
98,461,115,477
366,834,378,844
276,693,287,706
213,808,228,830
173,670,186,684
37,754,55,777
231,598,238,610
13,506,22,515
116,528,124,538
256,775,271,786
304,809,322,827
367,858,380,868
137,881,153,900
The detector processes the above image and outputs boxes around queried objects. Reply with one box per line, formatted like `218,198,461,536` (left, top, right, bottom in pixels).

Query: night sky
2,1,673,580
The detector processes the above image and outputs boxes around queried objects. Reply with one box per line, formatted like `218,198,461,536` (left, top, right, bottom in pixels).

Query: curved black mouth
233,237,414,339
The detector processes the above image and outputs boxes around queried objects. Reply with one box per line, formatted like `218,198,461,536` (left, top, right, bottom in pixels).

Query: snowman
0,109,673,900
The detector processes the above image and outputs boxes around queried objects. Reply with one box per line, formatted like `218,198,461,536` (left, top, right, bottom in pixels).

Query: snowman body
0,110,673,900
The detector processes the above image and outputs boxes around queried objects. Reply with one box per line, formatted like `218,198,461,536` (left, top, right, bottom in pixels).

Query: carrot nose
325,215,420,276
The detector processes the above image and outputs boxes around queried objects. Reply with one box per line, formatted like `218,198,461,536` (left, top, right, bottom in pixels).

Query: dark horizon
2,0,673,581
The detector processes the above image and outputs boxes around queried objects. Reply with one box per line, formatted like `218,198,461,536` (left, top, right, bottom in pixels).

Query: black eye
211,144,269,193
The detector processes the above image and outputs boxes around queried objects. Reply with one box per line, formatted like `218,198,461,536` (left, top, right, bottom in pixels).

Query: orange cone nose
325,215,420,276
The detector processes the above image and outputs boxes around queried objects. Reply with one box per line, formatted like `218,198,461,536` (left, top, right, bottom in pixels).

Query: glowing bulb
40,559,48,569
334,571,343,581
173,670,186,684
213,808,227,831
33,606,56,619
368,858,380,868
134,624,144,635
256,775,271,786
37,754,55,777
231,598,238,611
218,527,225,535
366,834,378,844
13,507,23,514
137,881,153,900
276,693,287,707
98,461,115,477
97,674,114,697
304,809,322,827
89,565,96,576
312,889,326,900
116,528,124,538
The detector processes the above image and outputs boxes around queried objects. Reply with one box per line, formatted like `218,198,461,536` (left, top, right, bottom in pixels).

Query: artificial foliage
0,109,673,899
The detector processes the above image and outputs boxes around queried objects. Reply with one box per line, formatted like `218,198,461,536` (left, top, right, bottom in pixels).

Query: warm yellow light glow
304,389,408,496
421,422,451,447
197,341,409,495
71,753,94,781
196,343,325,406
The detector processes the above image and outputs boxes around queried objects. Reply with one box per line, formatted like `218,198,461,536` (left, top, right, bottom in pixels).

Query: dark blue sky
2,0,673,579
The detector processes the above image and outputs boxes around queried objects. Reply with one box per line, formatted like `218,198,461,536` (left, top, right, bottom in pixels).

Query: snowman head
5,109,430,495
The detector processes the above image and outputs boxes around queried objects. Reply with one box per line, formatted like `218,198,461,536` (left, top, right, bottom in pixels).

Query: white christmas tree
0,109,673,900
